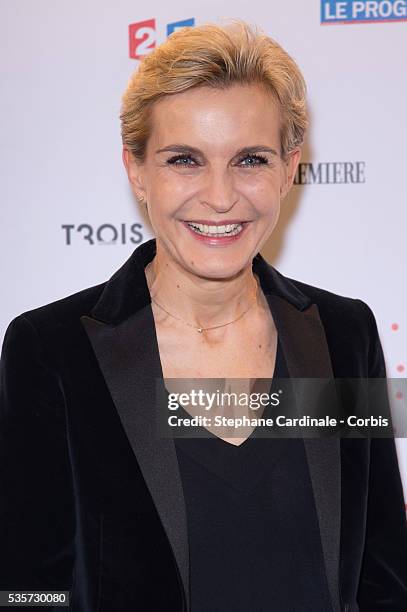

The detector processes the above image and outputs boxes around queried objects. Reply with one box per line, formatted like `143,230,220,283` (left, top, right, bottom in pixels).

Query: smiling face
123,83,301,280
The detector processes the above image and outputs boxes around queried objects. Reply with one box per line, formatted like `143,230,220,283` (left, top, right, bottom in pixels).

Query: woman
1,20,406,612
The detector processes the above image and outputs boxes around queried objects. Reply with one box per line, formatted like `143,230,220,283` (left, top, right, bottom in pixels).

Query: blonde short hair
120,20,308,161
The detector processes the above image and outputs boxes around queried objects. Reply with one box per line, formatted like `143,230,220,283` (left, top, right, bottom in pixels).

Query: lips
182,219,249,225
182,219,249,245
186,221,243,237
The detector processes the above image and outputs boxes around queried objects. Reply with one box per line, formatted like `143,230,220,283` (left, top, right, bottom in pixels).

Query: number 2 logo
129,17,195,59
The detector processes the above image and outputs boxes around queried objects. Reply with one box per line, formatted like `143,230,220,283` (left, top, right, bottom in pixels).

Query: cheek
239,171,281,197
243,182,281,216
149,172,195,208
251,188,282,230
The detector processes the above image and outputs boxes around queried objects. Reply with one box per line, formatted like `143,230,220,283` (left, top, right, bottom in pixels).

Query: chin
183,258,250,281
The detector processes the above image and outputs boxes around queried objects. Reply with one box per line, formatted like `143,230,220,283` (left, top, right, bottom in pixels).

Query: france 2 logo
129,18,195,59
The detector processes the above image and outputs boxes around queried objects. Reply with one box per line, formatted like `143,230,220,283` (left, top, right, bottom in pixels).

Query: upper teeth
187,222,243,234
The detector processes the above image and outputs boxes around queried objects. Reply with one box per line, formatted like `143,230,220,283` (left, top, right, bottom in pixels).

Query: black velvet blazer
1,237,406,612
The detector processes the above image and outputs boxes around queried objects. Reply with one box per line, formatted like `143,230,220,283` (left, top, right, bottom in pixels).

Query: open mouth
184,221,245,237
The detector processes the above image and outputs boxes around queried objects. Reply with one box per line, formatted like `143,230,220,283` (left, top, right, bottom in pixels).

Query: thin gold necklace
150,277,259,334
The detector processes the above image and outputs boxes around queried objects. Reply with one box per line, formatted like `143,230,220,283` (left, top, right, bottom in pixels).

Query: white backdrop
1,1,406,505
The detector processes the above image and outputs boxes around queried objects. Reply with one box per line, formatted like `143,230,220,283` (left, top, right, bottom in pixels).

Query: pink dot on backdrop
397,364,405,373
391,323,399,330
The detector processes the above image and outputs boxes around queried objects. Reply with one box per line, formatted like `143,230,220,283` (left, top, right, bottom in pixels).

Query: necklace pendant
197,327,203,333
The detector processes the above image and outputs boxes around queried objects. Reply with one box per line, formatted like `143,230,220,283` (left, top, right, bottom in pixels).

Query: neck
145,241,260,333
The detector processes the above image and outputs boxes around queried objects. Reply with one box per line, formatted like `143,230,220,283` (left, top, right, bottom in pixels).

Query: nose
198,167,240,213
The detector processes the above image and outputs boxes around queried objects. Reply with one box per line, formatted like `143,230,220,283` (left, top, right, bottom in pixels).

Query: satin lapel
80,306,189,611
267,294,342,612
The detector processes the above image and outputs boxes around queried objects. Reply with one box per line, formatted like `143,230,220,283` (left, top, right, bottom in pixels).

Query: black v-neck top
173,339,333,612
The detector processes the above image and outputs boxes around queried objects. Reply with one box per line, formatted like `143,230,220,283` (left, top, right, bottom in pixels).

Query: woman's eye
239,154,269,167
167,154,197,166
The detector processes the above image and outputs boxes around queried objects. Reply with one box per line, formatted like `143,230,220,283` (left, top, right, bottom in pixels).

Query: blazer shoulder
282,274,385,375
5,281,107,342
284,274,372,321
282,271,380,338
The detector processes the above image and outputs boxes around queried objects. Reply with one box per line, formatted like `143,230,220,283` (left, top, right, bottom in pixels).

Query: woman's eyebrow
155,144,279,156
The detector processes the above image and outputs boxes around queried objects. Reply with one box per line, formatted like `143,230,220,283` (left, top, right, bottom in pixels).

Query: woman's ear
280,147,301,200
122,147,147,203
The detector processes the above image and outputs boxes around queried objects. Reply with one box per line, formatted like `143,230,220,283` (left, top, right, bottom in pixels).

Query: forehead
148,83,282,153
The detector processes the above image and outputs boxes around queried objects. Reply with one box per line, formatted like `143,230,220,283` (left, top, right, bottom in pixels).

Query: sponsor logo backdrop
1,1,406,501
